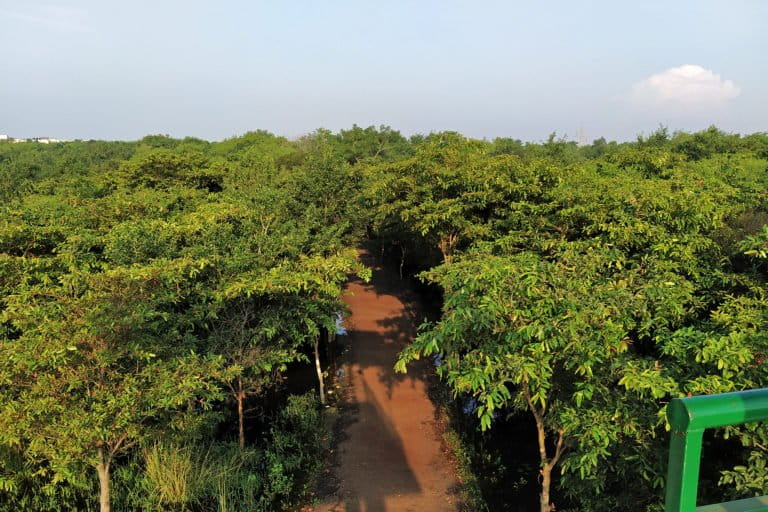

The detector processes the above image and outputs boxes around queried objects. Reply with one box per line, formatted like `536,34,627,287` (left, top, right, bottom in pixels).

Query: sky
1,0,766,142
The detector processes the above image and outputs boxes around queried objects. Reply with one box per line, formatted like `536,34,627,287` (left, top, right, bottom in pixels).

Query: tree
217,250,368,411
367,133,499,265
397,251,642,512
208,298,297,449
116,148,225,192
395,142,768,510
335,124,412,164
0,260,225,512
366,132,563,268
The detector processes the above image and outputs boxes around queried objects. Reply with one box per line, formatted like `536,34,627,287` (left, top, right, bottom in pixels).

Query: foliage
3,126,768,511
133,393,326,512
0,130,363,511
387,127,768,510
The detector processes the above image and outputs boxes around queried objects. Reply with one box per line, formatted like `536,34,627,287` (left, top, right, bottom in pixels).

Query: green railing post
664,388,768,512
665,428,704,512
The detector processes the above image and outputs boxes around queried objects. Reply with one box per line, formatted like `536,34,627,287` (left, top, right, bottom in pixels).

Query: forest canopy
1,125,768,511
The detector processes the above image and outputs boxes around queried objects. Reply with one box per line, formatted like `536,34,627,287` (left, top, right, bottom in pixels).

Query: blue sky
1,1,766,141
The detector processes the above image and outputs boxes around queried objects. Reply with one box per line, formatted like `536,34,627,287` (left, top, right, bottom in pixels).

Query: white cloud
629,65,740,108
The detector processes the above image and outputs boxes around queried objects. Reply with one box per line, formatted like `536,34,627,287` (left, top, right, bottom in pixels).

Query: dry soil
312,250,459,512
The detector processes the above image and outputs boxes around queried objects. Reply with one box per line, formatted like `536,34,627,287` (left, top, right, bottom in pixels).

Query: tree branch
550,429,566,469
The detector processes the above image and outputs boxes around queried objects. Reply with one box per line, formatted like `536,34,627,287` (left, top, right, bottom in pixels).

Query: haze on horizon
1,0,766,143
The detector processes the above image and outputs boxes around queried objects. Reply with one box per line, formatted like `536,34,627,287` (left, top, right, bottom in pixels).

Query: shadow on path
313,250,458,512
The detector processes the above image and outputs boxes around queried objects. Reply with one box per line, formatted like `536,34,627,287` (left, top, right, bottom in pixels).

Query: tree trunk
534,417,553,512
526,388,565,512
438,234,456,265
324,328,335,381
236,380,245,450
399,245,406,279
540,462,553,512
314,337,326,405
96,445,111,512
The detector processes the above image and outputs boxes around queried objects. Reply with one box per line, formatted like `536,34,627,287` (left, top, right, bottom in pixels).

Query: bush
120,392,327,512
0,446,96,512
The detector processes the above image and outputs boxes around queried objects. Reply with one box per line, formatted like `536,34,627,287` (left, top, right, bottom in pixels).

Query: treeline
1,125,768,511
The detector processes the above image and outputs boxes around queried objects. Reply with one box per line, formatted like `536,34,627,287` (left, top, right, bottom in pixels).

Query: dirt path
313,250,459,512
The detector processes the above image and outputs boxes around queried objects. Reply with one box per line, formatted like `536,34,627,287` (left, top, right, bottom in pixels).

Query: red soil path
313,250,459,512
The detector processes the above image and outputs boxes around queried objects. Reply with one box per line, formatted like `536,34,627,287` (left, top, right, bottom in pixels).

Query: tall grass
143,443,213,510
208,444,260,512
142,441,266,512
138,393,327,512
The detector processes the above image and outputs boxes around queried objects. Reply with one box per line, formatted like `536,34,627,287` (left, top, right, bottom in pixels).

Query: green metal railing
665,388,768,512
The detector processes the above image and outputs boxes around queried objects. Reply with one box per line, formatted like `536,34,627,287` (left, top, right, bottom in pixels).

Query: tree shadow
318,249,454,511
348,249,425,309
329,338,423,511
342,266,428,400
342,378,422,511
344,330,417,401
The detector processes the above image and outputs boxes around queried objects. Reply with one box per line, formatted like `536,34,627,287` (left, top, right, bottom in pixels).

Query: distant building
0,135,65,143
